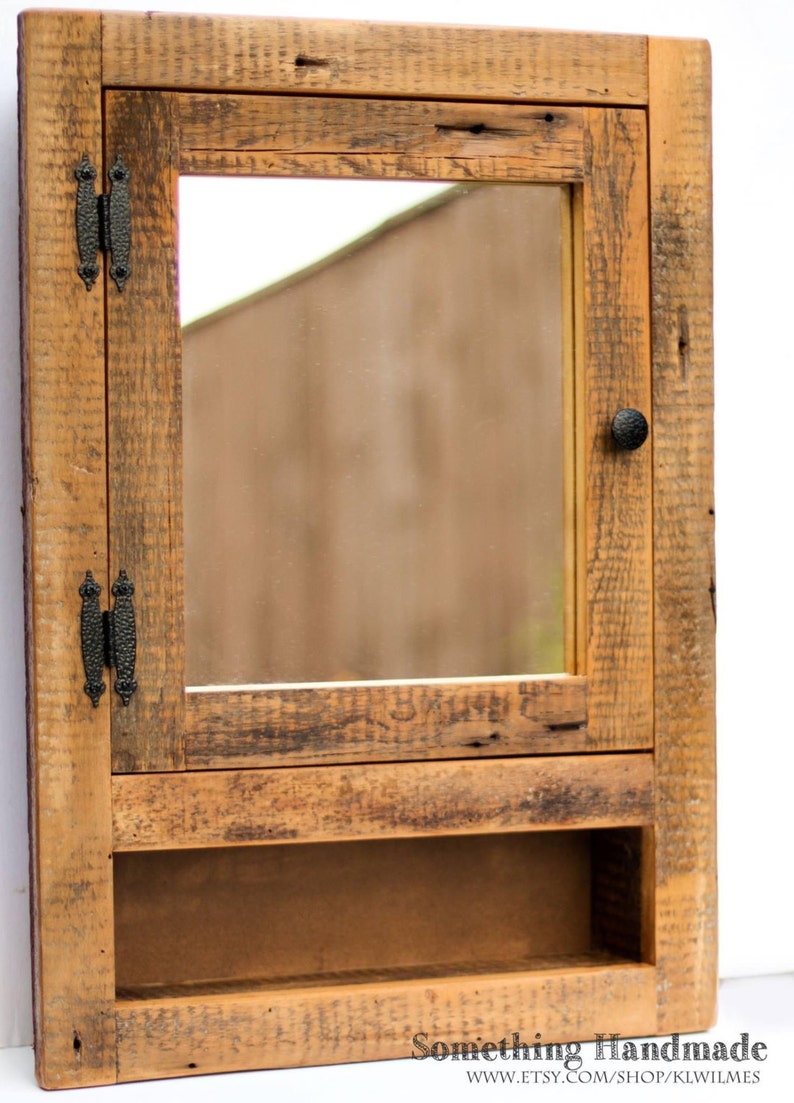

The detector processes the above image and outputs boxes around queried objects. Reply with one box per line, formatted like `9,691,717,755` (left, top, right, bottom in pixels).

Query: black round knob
611,408,649,451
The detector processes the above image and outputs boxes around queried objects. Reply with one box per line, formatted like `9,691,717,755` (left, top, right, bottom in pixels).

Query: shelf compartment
114,833,593,989
113,827,652,1079
111,753,654,851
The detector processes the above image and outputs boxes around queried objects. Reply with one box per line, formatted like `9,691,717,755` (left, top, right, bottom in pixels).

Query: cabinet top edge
116,10,650,105
17,8,647,38
16,8,708,43
16,13,710,112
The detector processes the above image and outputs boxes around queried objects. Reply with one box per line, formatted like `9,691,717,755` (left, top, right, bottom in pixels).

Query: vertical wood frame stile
19,10,715,1089
19,11,116,1088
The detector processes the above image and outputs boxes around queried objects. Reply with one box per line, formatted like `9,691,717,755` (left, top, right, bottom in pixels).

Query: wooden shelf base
115,957,657,1081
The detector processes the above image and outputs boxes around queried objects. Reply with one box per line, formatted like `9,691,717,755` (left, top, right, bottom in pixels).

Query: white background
1,0,792,1085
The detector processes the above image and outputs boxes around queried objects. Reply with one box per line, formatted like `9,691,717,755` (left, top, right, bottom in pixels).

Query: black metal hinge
79,570,138,707
75,154,131,292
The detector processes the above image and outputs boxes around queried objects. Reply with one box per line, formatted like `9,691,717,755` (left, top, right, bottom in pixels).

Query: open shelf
111,827,655,1079
109,754,654,1091
114,828,650,996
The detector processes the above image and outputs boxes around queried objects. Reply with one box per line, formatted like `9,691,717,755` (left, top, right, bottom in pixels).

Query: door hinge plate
75,154,131,292
79,570,137,706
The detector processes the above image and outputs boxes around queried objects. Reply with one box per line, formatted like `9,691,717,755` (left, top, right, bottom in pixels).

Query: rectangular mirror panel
181,179,567,685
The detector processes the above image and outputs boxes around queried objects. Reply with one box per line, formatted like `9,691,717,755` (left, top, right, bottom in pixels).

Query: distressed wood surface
19,10,116,1089
648,38,717,1034
581,109,654,748
115,951,641,1000
115,962,657,1081
186,676,587,768
591,828,651,962
105,92,185,773
102,13,648,105
112,754,654,850
176,95,584,179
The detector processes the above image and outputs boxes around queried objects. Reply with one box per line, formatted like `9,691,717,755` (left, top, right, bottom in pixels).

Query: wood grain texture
18,10,116,1089
115,962,657,1081
176,95,584,180
115,951,639,1000
581,109,653,748
591,828,648,961
112,754,654,851
105,92,185,773
186,677,587,769
648,39,717,1033
102,13,648,105
113,834,593,989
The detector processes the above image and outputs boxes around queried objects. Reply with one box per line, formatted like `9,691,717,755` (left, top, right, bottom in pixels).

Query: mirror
180,179,567,686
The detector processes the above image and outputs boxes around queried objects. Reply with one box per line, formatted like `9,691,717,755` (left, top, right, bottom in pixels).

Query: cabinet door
104,90,652,775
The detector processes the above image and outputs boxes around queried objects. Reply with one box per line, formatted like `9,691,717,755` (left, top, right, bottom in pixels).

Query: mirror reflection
180,179,566,685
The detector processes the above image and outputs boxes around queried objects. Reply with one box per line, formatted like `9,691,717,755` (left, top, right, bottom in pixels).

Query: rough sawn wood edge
18,9,117,1089
101,12,649,105
114,962,658,1080
648,37,717,1034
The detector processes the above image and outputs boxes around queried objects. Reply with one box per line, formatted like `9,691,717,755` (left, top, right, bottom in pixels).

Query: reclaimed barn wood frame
19,10,715,1089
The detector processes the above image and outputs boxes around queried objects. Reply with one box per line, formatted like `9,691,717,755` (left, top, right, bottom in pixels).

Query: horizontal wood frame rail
112,753,654,851
186,675,588,769
175,95,585,180
115,961,657,1081
101,13,649,106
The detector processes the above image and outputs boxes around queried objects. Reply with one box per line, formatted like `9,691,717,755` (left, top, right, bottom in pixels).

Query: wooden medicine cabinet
19,9,716,1089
